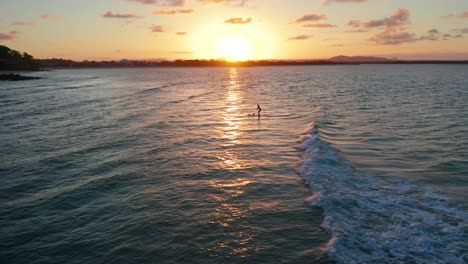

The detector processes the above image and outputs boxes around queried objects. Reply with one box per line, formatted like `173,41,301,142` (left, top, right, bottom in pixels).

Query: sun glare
215,34,253,61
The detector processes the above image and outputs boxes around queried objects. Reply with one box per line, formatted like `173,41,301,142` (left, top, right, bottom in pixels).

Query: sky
0,0,467,61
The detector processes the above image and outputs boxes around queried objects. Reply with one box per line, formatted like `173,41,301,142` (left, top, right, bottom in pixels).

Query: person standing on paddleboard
257,104,262,118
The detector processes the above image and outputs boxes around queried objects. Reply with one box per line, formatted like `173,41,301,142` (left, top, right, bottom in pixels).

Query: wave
137,81,196,95
137,87,162,95
297,122,467,264
188,91,213,100
62,84,95,90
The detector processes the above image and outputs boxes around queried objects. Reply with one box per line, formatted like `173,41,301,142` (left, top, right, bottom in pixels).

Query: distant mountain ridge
329,55,395,62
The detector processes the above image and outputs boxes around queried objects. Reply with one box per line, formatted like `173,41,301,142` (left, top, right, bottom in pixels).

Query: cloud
288,35,312,40
362,8,410,28
418,29,465,42
127,0,186,6
12,21,34,26
419,33,439,41
441,13,454,19
103,11,142,18
365,9,461,45
347,19,361,27
328,44,344,47
295,14,327,23
128,0,157,4
369,29,417,45
323,0,368,5
152,9,193,15
122,20,136,27
441,33,463,39
363,8,415,45
441,12,468,19
303,23,336,28
198,0,249,6
176,32,187,35
346,9,410,29
224,17,252,24
151,25,164,32
41,14,59,20
344,29,368,33
172,51,192,54
371,28,463,45
0,31,18,41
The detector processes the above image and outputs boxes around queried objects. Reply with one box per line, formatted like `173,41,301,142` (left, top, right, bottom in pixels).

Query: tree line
0,45,40,70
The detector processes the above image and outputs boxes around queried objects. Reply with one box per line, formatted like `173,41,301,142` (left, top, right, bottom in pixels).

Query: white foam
297,123,468,264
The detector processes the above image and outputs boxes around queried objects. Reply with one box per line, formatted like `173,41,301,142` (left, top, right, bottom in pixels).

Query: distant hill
329,55,394,63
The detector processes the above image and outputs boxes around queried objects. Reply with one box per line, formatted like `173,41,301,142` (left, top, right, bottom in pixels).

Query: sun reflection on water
215,68,247,170
208,178,257,258
208,68,258,258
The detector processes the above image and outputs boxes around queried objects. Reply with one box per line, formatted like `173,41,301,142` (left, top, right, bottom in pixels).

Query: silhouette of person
257,104,262,118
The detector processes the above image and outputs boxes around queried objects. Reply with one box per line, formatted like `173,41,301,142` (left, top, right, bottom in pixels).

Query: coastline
35,60,468,71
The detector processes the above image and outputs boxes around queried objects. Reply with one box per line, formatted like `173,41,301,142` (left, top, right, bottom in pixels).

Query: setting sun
214,34,253,61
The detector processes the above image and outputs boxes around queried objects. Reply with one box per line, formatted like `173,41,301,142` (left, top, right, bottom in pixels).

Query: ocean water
1,65,467,264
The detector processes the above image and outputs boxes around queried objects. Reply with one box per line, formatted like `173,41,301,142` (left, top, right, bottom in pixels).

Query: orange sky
1,0,467,60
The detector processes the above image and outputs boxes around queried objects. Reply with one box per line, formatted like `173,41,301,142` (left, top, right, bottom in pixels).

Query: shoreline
0,73,41,81
26,61,468,71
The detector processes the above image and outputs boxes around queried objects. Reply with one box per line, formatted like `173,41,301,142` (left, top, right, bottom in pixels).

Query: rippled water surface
1,65,467,264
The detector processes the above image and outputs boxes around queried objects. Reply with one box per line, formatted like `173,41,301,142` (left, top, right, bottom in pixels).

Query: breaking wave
297,122,468,264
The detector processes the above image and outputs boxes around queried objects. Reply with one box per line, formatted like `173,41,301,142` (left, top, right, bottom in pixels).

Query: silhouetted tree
0,45,40,70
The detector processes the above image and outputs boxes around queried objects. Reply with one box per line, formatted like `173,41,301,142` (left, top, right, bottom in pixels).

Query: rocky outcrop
0,73,41,81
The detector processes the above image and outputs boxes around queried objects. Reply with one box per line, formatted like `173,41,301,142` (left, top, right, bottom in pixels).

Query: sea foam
297,122,468,264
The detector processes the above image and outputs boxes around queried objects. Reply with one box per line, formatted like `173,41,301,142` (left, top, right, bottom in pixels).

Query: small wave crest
137,87,162,94
297,122,467,264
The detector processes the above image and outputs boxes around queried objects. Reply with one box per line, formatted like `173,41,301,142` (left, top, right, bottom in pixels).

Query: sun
215,34,253,61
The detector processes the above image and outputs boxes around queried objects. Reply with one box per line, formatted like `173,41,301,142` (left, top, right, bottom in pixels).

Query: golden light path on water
209,68,258,258
215,67,254,171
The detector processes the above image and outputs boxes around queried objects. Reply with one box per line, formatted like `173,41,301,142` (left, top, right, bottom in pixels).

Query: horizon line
37,57,468,62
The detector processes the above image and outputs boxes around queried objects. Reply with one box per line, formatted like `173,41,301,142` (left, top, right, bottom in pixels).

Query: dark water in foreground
1,65,467,263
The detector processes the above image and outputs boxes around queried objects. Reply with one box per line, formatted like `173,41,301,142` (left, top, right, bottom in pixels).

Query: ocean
1,65,467,264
